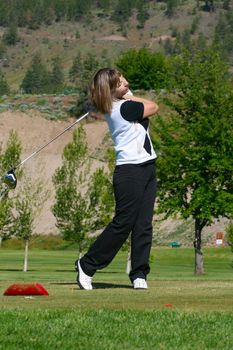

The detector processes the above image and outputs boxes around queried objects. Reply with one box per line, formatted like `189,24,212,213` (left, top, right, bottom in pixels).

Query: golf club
1,112,89,191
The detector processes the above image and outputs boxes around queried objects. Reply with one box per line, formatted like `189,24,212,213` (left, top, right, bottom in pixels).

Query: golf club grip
17,112,89,168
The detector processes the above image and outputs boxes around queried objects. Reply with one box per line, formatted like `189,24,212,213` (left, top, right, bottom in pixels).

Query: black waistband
116,159,156,168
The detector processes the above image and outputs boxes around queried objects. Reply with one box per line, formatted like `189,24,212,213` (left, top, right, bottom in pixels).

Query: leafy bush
116,48,171,90
36,98,49,106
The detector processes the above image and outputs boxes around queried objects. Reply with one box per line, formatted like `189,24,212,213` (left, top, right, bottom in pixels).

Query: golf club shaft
15,112,89,170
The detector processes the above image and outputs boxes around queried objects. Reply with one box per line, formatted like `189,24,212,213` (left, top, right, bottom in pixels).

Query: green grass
0,309,232,350
0,248,232,349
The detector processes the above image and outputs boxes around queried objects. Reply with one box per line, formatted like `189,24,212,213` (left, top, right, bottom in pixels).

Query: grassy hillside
0,0,230,91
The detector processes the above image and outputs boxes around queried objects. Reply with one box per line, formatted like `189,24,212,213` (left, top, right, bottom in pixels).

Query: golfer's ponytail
90,68,121,114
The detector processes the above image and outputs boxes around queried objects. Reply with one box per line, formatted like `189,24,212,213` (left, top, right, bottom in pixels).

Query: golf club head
3,169,17,189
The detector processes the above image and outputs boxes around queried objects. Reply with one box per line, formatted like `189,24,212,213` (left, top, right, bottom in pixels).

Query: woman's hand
122,89,133,99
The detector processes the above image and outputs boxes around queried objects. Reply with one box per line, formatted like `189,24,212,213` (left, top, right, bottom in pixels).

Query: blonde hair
90,68,121,114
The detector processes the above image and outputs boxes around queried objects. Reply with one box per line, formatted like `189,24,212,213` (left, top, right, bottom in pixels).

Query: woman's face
114,75,129,98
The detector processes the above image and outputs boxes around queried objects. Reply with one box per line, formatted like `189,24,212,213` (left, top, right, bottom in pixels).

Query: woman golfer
76,68,159,289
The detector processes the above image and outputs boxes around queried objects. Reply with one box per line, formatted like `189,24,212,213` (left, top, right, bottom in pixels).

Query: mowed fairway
0,247,233,350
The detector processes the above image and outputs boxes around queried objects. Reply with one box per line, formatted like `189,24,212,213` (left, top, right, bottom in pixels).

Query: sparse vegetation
0,70,10,96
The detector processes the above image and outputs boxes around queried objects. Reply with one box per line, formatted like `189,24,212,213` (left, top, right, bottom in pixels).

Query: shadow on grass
51,282,131,289
55,270,120,273
55,270,76,272
93,282,131,289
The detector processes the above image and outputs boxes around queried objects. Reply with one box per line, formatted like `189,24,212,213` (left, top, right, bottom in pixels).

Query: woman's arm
123,93,159,118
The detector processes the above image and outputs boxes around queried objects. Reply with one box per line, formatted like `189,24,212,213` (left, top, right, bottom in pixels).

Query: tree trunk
194,218,205,275
195,249,204,274
126,250,131,275
23,239,29,272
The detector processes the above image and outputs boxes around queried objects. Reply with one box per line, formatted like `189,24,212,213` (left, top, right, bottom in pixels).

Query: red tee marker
3,283,49,296
164,304,173,308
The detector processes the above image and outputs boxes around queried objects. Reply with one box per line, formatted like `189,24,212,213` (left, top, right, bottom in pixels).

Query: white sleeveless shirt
105,100,156,165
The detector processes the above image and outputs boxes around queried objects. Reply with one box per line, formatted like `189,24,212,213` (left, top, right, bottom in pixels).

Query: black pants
80,161,157,282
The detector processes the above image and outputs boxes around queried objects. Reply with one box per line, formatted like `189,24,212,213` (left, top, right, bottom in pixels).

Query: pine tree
165,0,179,18
20,53,50,94
50,56,64,93
136,2,149,29
2,23,20,46
69,52,83,83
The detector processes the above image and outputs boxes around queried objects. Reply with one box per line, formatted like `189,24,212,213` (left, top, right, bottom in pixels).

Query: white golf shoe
133,278,148,289
77,260,93,290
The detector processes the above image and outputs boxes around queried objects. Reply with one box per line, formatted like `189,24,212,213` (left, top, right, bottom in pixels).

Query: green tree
50,56,64,93
136,2,149,29
223,0,231,10
20,53,50,94
181,29,192,52
214,11,233,61
0,70,10,96
0,130,22,243
116,48,170,90
165,0,180,17
0,130,22,182
88,149,115,230
112,0,134,27
153,49,233,274
190,16,200,35
69,0,92,20
69,50,111,114
69,51,83,84
0,1,9,26
0,199,13,246
13,195,33,272
70,52,102,95
12,176,47,272
52,126,92,257
81,52,101,91
2,23,20,46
